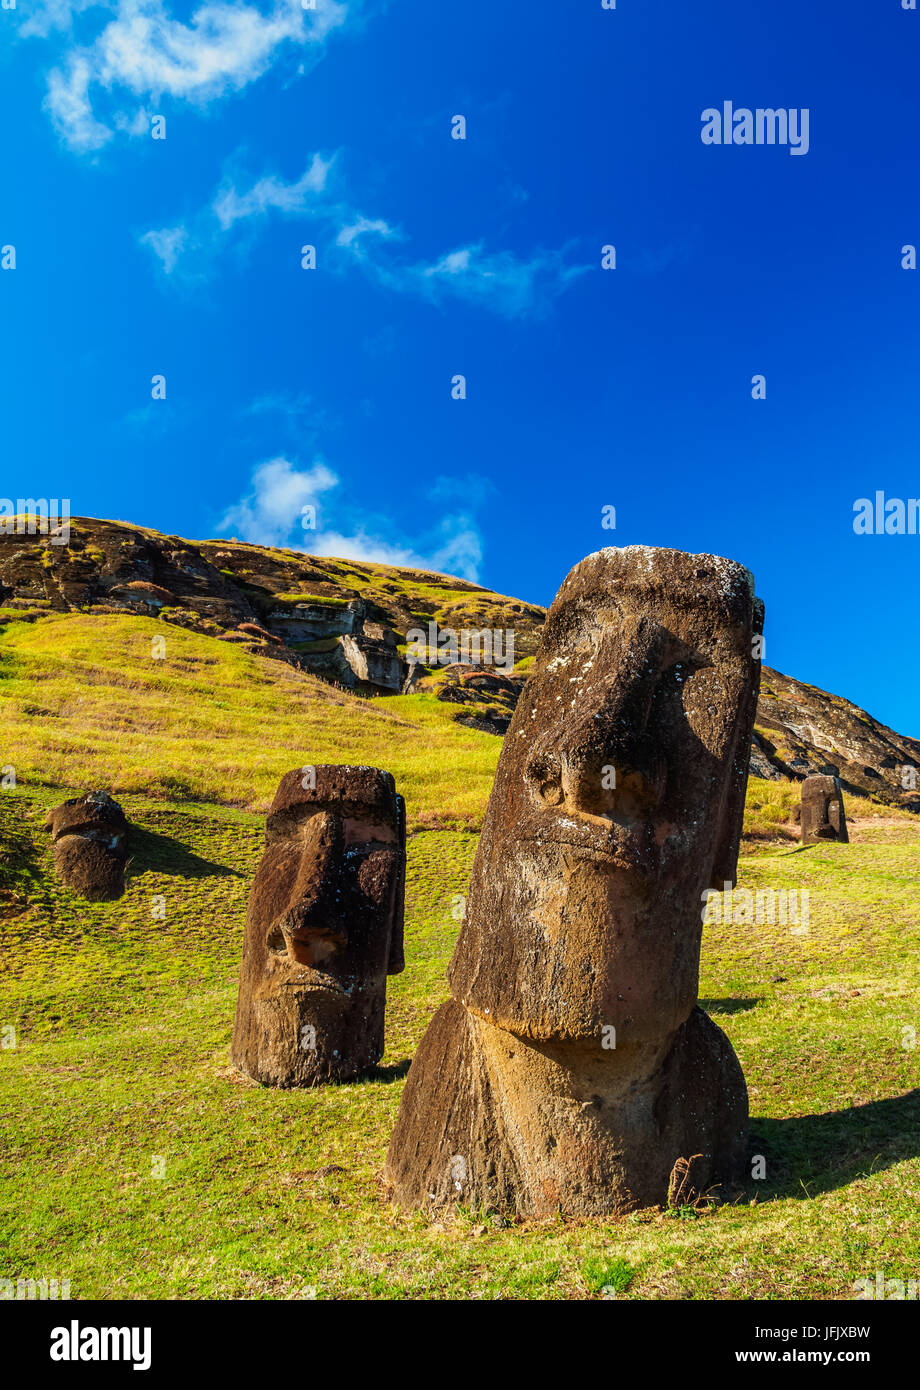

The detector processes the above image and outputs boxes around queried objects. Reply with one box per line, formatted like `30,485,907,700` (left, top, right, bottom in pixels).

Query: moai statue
45,791,130,901
232,765,406,1086
800,774,848,844
385,546,763,1217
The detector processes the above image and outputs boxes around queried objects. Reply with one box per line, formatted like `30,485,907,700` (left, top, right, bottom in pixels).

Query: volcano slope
0,604,918,1300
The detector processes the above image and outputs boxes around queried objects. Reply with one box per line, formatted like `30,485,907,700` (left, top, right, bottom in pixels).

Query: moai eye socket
266,922,286,953
540,780,564,806
526,752,564,807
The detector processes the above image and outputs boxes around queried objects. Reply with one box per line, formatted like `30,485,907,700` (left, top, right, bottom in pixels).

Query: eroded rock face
801,774,848,844
385,546,763,1216
231,765,406,1086
45,791,130,901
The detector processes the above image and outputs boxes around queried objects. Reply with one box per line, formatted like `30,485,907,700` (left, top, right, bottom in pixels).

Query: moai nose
291,811,343,917
549,620,667,820
267,811,349,961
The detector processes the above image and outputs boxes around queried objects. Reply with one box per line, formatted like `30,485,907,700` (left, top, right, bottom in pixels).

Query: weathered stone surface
44,791,130,901
385,545,763,1216
231,765,406,1086
801,774,848,844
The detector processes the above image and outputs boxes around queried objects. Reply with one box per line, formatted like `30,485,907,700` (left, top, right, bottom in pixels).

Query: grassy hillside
0,609,499,827
1,605,918,1299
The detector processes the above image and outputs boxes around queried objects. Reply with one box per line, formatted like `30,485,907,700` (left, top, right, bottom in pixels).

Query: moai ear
387,794,406,975
709,605,764,891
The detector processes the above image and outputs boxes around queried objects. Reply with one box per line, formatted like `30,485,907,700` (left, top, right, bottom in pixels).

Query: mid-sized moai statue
45,791,130,901
232,765,406,1087
800,774,848,845
385,546,763,1217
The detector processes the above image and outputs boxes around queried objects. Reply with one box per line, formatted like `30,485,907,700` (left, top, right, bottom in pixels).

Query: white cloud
45,53,111,150
41,0,350,151
138,153,587,318
309,519,483,580
335,215,395,249
213,153,334,229
139,224,188,273
217,456,339,548
372,241,591,319
21,0,115,41
218,457,486,581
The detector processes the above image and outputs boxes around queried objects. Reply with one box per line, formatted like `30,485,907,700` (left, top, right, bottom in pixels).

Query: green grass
1,787,918,1300
1,606,917,1299
0,612,500,827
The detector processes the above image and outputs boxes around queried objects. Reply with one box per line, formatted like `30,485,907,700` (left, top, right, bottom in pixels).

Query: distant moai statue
44,791,131,900
800,774,848,845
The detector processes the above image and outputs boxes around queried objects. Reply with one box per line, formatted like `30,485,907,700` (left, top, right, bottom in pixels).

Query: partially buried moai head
231,765,405,1086
449,545,764,1047
801,773,848,845
45,791,130,901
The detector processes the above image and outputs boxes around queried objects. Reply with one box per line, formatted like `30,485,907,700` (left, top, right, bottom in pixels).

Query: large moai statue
232,765,406,1086
45,791,130,901
385,546,763,1217
800,774,848,845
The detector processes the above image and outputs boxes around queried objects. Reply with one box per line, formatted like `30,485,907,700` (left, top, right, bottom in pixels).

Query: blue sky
3,0,920,734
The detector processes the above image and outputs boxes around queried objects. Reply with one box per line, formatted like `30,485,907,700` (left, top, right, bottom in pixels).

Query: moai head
45,791,130,901
801,774,848,845
232,765,406,1086
449,546,763,1045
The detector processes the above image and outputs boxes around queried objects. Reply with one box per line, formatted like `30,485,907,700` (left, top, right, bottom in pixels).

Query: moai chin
385,546,763,1217
232,765,406,1086
45,791,130,901
800,774,848,845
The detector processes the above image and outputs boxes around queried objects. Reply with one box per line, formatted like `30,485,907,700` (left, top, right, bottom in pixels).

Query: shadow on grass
125,825,237,880
700,997,759,1016
368,1059,412,1084
748,1089,920,1200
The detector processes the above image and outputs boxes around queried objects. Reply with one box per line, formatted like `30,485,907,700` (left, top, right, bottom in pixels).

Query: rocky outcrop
385,546,760,1217
434,666,524,734
0,519,538,700
752,669,920,809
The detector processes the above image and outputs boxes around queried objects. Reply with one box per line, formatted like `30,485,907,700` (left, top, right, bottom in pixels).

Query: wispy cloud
213,153,334,229
335,215,396,249
35,0,350,151
371,242,590,318
20,0,115,42
217,456,486,580
140,153,589,316
139,225,188,273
